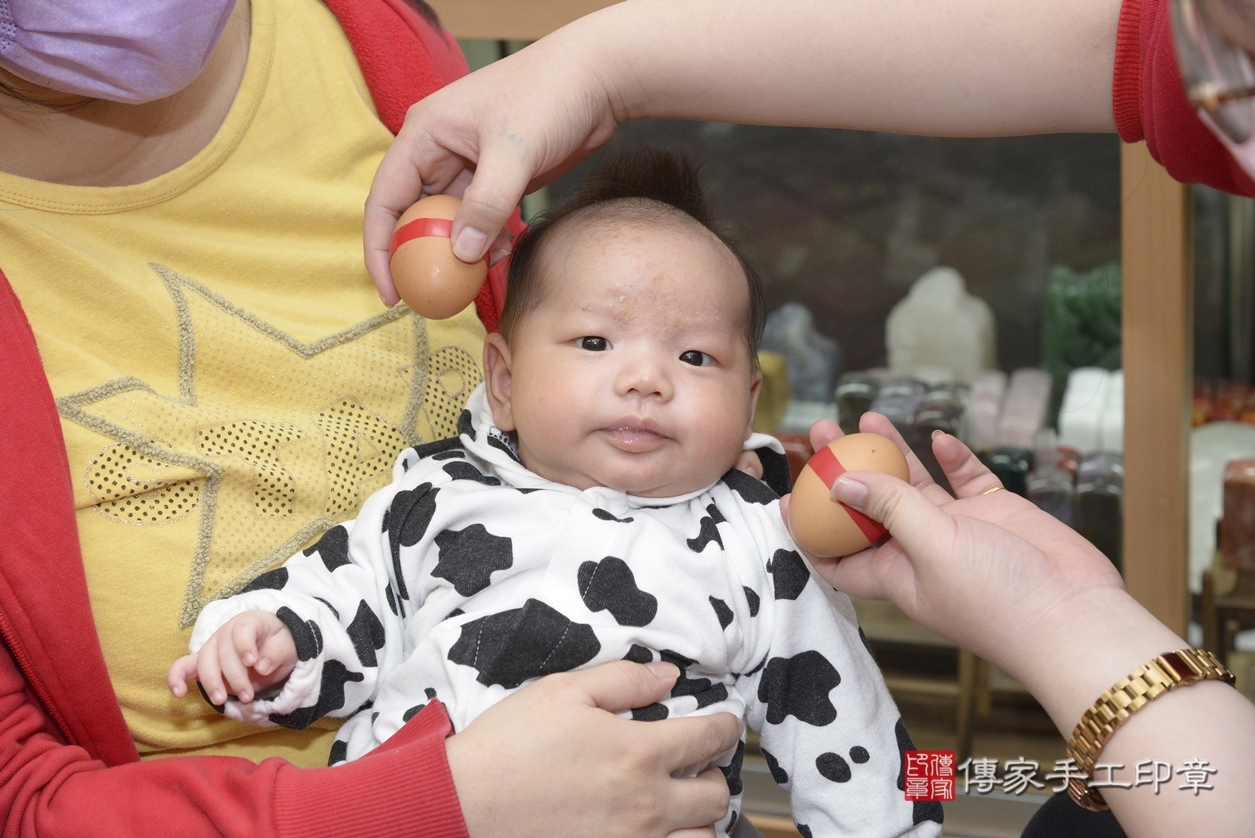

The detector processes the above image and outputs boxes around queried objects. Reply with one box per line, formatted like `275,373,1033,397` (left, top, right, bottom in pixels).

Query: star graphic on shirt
58,264,478,627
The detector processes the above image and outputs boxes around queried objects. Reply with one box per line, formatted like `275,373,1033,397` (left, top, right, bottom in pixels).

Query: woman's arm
365,0,1121,295
802,419,1255,838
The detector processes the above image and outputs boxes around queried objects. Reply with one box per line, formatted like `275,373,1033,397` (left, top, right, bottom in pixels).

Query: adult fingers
449,148,535,262
657,762,732,832
807,417,843,452
647,712,743,775
563,659,680,713
931,432,1004,497
829,471,961,578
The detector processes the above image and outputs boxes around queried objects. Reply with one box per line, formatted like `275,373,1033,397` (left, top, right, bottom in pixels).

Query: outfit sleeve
189,461,442,729
0,640,468,838
1115,0,1255,196
732,535,941,836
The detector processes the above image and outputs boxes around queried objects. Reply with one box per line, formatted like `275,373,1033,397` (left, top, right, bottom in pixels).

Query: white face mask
0,0,237,104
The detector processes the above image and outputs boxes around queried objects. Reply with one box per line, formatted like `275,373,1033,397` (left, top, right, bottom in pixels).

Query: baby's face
485,219,761,497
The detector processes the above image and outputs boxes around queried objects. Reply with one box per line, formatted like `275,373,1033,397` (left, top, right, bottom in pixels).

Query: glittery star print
58,264,480,627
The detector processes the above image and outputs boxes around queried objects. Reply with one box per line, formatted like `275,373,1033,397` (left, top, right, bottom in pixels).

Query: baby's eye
679,350,713,367
580,336,610,351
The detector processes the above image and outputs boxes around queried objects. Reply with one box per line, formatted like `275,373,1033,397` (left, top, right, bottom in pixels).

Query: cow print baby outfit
192,384,942,837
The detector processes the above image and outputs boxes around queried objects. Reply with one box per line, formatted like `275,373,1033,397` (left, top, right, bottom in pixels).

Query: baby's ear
483,333,517,431
746,369,763,438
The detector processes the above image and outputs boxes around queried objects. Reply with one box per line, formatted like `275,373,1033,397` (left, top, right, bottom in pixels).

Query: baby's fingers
167,655,199,698
255,628,297,679
194,636,229,706
216,627,256,703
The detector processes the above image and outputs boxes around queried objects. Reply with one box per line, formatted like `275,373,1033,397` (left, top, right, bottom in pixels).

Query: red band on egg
390,217,492,264
806,444,889,545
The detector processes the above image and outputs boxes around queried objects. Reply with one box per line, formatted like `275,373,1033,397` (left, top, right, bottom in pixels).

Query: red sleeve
1114,0,1255,196
0,642,468,838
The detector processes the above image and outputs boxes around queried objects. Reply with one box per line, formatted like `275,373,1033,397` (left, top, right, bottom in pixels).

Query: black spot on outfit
720,467,778,505
304,525,351,572
447,599,601,688
242,566,288,593
743,586,760,617
425,687,437,699
757,650,841,726
384,584,398,615
728,810,739,833
686,503,726,552
432,524,514,596
767,549,810,600
761,746,789,786
386,482,440,600
631,703,669,721
858,626,873,657
431,448,465,461
656,651,727,707
797,824,814,838
709,596,734,629
442,461,501,486
403,704,425,722
486,429,523,463
328,739,348,765
817,751,852,783
347,600,386,668
659,649,696,669
720,740,746,795
444,608,464,621
895,717,944,825
268,660,364,730
457,409,473,438
577,557,658,626
623,644,653,664
276,607,323,661
592,507,634,524
409,437,464,461
850,745,870,764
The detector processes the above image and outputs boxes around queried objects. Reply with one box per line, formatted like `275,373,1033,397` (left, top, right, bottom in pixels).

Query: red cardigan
0,2,520,836
1115,0,1255,196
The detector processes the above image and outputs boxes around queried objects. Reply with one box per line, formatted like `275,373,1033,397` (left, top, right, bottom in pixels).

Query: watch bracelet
1064,648,1234,811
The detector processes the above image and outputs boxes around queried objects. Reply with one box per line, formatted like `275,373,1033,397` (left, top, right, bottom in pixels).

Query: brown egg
389,194,488,319
787,433,909,558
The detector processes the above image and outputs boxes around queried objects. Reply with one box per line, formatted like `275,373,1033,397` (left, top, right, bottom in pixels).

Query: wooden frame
1121,142,1192,637
428,0,616,41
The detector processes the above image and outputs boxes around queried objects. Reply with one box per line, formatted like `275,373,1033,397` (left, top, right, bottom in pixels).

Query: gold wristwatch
1065,648,1235,811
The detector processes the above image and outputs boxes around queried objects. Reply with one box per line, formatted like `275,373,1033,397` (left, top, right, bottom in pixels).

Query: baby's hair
499,147,766,368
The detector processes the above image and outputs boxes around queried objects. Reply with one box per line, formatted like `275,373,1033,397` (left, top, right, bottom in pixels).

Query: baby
169,148,941,838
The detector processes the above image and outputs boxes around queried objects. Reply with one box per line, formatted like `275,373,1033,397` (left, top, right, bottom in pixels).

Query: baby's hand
167,611,297,705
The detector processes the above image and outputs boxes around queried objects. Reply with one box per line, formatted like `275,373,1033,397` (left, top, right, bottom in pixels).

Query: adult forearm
567,0,1120,135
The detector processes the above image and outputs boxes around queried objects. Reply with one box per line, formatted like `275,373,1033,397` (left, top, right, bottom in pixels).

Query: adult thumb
558,659,680,714
451,151,534,263
829,471,959,563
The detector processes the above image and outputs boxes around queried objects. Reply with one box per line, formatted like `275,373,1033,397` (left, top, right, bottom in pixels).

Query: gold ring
981,485,1005,495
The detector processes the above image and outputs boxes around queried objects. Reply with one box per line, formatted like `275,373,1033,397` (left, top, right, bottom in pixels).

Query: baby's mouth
603,421,667,451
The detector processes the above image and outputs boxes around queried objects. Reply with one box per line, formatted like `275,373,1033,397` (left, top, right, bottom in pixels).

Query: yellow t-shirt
0,0,484,766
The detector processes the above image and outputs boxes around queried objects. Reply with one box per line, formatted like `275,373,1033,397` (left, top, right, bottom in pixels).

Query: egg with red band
389,195,488,319
787,433,909,558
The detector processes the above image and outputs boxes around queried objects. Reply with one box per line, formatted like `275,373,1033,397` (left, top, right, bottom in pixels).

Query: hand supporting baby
167,611,297,705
